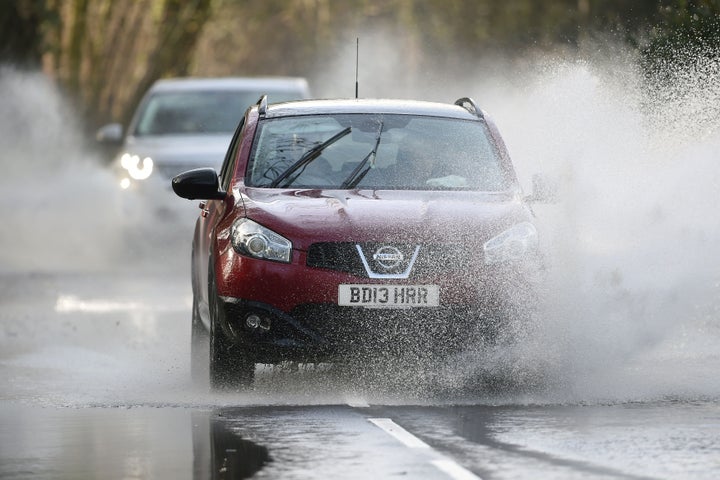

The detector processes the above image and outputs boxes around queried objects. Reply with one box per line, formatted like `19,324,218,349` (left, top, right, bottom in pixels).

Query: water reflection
193,409,271,480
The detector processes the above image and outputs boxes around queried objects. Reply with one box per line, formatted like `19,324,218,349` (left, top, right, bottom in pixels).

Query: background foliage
1,0,718,131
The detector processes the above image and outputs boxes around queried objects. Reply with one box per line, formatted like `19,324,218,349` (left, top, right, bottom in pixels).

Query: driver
390,133,467,188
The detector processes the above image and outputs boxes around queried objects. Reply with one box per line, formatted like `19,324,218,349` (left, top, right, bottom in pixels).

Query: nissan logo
373,246,404,269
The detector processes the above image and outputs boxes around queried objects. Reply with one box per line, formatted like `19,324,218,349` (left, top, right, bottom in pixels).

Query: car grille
306,242,476,278
290,303,505,354
306,243,365,276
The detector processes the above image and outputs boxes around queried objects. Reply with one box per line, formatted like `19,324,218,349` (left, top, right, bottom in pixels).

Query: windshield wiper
268,127,351,188
341,121,384,189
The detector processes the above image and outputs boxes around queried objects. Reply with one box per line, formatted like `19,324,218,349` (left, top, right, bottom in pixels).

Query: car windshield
133,90,302,136
246,114,510,191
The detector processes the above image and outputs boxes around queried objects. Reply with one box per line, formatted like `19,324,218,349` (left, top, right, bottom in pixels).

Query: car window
245,114,510,191
133,90,302,136
219,117,246,191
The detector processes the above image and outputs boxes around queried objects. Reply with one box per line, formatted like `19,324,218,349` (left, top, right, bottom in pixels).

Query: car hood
120,134,232,177
240,188,532,250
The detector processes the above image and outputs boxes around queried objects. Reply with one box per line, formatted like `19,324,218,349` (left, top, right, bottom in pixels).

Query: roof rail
257,95,268,116
454,97,483,119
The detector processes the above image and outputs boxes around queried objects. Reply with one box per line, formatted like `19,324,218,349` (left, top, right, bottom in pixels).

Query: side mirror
96,123,124,144
172,168,226,200
525,173,558,203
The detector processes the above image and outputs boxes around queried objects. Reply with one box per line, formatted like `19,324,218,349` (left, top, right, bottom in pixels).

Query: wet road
1,271,719,479
3,56,720,479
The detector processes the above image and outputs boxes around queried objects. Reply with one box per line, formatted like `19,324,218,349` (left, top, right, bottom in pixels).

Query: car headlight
120,153,154,180
231,219,292,263
483,222,538,265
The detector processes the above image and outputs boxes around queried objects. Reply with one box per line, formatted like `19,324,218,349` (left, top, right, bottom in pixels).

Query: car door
193,117,246,327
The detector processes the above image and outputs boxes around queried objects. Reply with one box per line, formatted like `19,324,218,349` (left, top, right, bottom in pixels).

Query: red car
172,96,546,389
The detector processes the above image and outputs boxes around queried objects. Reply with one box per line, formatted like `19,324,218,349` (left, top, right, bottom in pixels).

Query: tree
36,0,212,130
0,0,48,67
4,1,718,134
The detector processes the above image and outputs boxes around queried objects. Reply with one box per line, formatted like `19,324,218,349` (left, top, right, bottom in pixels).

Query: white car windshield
246,114,510,191
134,90,301,136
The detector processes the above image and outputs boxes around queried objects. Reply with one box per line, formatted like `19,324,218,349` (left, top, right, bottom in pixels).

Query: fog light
245,314,261,329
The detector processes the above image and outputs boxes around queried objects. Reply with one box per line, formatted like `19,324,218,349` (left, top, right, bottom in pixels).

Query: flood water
1,50,720,478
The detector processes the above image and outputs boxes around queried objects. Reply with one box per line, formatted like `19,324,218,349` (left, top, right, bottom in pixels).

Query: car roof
149,76,310,93
263,98,482,120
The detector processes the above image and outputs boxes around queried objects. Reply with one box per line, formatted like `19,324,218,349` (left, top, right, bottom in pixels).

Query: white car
96,77,311,191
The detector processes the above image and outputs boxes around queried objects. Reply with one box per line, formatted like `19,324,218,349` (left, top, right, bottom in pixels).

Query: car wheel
208,274,255,390
190,296,209,385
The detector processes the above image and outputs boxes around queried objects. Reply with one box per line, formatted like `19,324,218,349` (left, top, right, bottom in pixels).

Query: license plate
338,284,439,308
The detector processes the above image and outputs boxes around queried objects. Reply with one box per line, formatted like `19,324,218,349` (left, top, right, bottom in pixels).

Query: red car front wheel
208,272,255,390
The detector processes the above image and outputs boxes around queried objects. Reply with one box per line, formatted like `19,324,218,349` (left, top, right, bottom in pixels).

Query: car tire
208,273,255,390
190,296,209,386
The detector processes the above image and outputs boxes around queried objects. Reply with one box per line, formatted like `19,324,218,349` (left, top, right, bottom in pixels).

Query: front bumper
217,294,523,364
214,244,542,363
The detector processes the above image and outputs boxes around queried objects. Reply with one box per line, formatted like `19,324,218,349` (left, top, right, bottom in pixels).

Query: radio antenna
355,38,359,99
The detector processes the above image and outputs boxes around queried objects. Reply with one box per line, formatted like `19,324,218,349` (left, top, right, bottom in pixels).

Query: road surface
1,270,718,479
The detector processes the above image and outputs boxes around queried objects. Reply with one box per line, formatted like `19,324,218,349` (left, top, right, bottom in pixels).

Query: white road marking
368,418,430,449
54,295,190,313
368,417,482,480
431,459,483,480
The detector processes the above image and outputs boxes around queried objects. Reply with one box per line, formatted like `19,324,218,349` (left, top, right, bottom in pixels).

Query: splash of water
1,49,719,406
446,51,720,404
0,67,192,274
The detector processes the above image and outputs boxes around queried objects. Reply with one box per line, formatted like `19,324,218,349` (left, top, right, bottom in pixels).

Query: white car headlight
483,222,538,265
231,219,292,263
120,153,154,180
